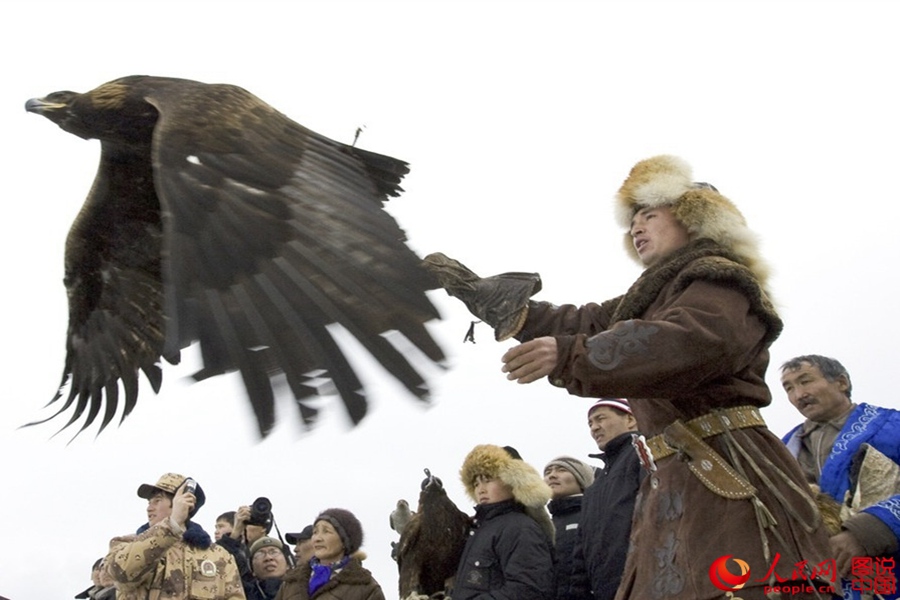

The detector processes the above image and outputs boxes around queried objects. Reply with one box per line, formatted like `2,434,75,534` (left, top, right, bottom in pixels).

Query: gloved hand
422,252,541,342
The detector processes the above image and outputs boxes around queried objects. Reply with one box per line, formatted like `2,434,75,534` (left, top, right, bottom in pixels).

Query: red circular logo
709,555,751,592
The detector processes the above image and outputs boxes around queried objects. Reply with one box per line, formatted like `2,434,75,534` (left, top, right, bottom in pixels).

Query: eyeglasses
254,548,283,559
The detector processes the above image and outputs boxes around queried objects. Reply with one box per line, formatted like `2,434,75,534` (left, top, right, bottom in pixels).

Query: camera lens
252,497,272,514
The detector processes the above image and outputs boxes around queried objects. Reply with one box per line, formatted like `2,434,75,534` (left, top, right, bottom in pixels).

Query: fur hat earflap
460,444,552,509
615,155,769,288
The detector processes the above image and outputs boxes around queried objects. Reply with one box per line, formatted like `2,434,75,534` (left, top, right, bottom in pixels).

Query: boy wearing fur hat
429,156,832,599
104,472,245,600
451,444,554,600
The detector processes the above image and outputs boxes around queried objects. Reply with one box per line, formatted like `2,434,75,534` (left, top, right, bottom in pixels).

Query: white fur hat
614,155,769,287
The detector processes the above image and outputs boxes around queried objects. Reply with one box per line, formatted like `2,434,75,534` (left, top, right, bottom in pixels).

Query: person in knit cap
104,472,244,600
244,536,289,600
275,508,384,600
543,455,594,600
569,398,643,600
427,156,832,599
450,444,554,600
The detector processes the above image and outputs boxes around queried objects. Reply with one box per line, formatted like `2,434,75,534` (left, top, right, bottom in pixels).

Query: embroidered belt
644,405,766,462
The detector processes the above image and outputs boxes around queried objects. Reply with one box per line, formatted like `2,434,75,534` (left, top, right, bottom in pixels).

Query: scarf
308,555,350,596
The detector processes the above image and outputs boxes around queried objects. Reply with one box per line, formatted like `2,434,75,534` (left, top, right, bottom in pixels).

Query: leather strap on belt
645,405,766,462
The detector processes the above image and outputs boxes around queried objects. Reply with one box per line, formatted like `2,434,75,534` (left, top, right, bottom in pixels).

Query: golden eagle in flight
25,75,445,438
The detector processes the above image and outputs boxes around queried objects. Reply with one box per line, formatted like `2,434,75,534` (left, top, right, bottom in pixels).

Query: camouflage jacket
106,518,246,600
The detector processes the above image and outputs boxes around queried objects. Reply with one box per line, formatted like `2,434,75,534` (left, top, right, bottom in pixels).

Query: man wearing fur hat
104,472,245,600
426,156,832,599
543,455,594,600
781,354,900,599
451,444,554,600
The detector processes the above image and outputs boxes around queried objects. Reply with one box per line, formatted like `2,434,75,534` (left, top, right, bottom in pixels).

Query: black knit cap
315,508,363,555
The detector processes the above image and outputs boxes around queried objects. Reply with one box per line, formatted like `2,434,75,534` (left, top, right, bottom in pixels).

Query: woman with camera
276,508,385,600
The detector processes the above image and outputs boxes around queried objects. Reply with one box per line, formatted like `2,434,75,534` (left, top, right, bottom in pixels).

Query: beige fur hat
460,444,552,508
614,155,769,287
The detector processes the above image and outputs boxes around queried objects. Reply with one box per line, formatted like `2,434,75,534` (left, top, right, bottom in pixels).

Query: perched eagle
396,469,471,599
24,75,445,438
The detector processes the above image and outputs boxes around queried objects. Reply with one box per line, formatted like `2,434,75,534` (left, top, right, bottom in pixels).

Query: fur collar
607,239,782,344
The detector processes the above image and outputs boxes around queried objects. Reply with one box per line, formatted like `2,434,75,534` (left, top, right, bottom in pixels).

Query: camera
247,496,273,527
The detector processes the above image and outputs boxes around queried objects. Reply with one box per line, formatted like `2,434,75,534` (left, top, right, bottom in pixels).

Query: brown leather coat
518,240,832,600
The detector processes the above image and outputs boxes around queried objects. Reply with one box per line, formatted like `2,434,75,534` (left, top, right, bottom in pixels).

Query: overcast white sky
2,1,899,598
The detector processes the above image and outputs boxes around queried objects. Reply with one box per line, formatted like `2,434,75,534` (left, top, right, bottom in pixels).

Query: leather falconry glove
422,252,542,342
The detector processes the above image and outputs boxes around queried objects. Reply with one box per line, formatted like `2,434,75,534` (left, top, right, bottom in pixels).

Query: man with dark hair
215,511,236,542
569,399,643,600
104,472,244,600
781,355,900,599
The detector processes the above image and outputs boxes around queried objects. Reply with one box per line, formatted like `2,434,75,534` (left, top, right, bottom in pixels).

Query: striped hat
587,398,632,417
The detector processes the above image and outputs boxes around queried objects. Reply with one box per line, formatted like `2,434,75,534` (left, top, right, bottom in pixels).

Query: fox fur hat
460,444,552,508
615,155,769,288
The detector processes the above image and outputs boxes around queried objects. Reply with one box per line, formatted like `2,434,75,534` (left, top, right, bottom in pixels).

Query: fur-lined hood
614,155,770,291
460,444,552,508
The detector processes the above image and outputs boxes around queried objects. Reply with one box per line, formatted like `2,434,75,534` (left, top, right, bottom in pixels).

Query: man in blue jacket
781,354,900,599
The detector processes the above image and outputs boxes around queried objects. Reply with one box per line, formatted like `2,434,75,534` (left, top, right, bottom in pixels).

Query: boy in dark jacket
544,456,595,600
451,444,554,600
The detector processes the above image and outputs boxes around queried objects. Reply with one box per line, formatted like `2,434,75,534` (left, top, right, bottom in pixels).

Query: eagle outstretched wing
25,75,445,438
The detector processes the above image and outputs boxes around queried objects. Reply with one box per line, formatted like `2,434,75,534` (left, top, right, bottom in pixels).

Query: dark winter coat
244,577,282,600
569,432,644,600
452,499,553,600
274,557,384,600
517,239,832,600
546,495,586,600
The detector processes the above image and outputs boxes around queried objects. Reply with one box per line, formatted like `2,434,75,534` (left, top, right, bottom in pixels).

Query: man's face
588,406,637,450
294,539,315,565
630,206,691,267
245,524,267,544
251,546,288,579
146,492,173,526
214,519,233,541
781,362,851,422
543,465,581,499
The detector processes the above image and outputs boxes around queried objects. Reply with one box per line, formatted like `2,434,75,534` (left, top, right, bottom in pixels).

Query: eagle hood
614,155,770,290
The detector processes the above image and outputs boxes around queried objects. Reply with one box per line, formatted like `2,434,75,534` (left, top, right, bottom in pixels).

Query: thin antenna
352,125,366,147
